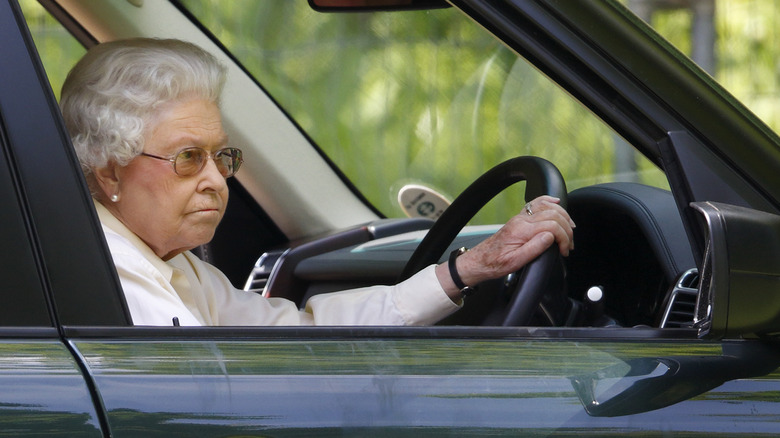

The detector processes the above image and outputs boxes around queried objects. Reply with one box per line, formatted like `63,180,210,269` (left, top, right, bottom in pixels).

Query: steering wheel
398,156,568,326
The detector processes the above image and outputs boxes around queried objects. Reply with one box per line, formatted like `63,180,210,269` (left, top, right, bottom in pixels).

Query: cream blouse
95,201,459,326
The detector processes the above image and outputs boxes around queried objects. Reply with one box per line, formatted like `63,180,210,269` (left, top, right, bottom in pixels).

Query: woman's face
106,98,230,260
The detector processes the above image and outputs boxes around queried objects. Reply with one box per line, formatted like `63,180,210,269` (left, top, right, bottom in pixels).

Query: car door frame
0,0,131,435
3,0,129,327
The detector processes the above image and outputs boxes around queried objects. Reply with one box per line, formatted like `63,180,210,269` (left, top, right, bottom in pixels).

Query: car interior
30,0,709,333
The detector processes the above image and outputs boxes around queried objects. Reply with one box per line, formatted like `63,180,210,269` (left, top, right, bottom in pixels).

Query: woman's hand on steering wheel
435,195,575,300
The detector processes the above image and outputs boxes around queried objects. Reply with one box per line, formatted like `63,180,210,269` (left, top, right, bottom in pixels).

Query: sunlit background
20,0,780,224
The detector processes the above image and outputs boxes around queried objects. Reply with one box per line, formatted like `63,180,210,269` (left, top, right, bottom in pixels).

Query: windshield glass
179,1,668,223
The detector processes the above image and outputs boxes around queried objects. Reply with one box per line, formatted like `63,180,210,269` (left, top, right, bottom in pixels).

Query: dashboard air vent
243,250,286,293
659,269,699,328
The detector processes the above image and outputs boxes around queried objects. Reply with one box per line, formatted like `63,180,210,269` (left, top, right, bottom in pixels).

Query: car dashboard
246,182,697,329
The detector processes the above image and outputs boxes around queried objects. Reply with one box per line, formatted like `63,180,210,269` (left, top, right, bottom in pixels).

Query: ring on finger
524,202,534,216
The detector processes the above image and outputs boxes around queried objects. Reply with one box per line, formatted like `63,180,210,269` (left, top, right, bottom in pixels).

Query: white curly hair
60,38,227,181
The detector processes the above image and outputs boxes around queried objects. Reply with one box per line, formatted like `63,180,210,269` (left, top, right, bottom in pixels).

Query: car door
65,327,780,436
17,0,780,436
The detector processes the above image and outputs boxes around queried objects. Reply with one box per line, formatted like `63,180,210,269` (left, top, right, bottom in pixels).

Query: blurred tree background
19,0,780,223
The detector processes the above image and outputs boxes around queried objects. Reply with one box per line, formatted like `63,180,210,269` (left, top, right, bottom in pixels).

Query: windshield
181,1,669,223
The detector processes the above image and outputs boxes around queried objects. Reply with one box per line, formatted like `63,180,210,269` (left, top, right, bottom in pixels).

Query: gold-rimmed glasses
140,147,243,178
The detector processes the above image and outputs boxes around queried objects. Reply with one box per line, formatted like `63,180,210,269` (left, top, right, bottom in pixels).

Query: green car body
2,0,780,436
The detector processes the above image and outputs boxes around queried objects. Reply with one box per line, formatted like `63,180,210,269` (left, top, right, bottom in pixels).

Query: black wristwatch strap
448,247,476,296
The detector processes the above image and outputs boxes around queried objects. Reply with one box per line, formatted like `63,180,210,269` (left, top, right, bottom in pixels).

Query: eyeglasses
140,147,243,178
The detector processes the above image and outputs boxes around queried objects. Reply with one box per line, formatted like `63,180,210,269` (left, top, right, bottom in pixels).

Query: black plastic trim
5,0,129,326
0,326,60,338
308,0,450,12
63,324,699,341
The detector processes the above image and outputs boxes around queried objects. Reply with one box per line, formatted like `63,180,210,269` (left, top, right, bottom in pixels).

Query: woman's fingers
445,195,576,287
524,196,575,253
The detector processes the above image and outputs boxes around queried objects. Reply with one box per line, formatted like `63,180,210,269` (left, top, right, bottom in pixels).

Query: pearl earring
110,194,119,202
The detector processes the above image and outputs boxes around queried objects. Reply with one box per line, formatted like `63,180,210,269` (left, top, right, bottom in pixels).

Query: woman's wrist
435,248,484,302
435,263,463,302
448,247,476,296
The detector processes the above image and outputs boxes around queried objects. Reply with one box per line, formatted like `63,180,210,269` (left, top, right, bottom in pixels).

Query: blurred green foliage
20,0,780,224
653,0,780,130
19,0,84,99
181,1,666,223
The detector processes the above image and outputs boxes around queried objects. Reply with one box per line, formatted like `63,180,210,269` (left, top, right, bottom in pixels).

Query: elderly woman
60,38,574,326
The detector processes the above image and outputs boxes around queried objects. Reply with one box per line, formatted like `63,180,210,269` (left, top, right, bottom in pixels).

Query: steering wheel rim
399,156,567,326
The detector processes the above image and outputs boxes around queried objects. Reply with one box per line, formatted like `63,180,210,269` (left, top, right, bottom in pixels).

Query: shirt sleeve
191,257,460,326
304,265,461,325
104,214,460,327
99,199,459,326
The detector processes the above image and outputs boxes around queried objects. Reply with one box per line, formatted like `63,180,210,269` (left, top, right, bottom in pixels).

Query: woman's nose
198,156,228,190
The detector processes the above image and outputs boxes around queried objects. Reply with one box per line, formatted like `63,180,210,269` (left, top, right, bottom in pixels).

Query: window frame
5,0,130,328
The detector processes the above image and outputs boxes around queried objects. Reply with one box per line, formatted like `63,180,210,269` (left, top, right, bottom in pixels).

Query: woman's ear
92,162,121,202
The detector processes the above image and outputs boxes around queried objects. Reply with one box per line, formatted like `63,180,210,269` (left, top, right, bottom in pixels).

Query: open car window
22,0,693,333
22,0,774,338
